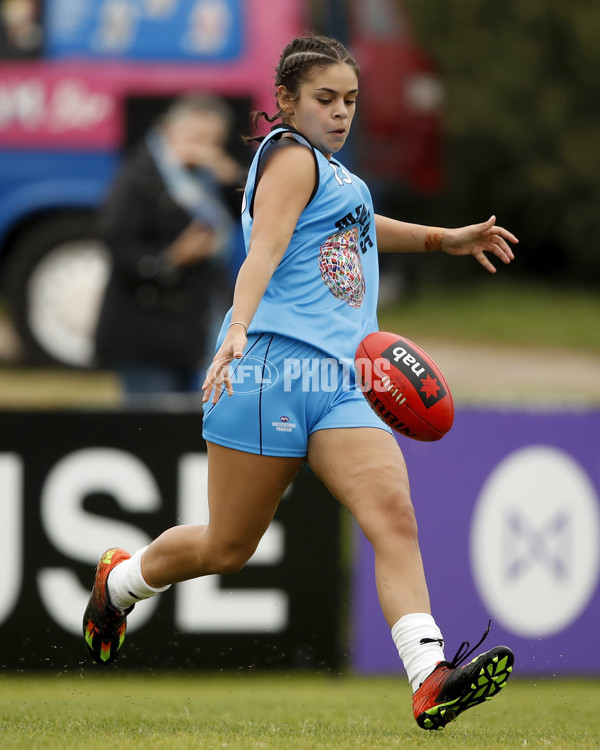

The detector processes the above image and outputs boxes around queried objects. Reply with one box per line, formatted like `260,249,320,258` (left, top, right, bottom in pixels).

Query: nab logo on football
382,340,448,409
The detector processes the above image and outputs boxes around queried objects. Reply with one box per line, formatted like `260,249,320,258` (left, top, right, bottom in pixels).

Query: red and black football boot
83,548,134,664
412,623,514,730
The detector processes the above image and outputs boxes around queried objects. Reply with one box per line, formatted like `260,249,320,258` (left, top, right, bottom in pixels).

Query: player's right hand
202,330,247,404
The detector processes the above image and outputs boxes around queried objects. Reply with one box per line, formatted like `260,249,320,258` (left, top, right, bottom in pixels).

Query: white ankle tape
392,613,446,693
108,547,170,610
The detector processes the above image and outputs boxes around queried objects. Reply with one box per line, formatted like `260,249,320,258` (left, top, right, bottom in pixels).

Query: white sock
391,613,446,693
107,547,171,612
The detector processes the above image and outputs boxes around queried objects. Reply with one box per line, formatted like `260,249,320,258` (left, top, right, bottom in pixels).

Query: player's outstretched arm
440,215,518,273
375,214,518,273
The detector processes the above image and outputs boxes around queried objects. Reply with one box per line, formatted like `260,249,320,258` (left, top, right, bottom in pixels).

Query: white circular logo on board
470,445,600,638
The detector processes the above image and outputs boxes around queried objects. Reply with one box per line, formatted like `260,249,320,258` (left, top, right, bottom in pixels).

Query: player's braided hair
248,34,359,139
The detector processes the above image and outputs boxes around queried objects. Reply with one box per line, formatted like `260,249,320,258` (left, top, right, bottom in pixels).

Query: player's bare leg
141,443,303,587
306,426,513,730
83,443,303,663
307,426,430,625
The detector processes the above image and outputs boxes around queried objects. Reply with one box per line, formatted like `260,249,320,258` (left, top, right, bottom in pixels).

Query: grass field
1,673,598,749
378,279,600,352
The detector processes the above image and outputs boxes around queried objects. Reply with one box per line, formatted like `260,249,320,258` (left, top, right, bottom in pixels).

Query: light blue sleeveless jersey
219,126,379,363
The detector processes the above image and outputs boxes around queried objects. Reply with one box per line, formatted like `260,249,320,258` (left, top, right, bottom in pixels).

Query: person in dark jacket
94,93,241,397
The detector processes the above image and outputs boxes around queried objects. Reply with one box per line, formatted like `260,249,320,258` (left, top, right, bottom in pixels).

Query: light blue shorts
202,333,391,457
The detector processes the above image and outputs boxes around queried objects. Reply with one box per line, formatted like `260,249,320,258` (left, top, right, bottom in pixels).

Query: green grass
1,673,598,749
379,279,600,352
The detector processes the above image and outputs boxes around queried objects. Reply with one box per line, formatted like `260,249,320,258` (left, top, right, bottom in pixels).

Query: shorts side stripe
258,335,274,455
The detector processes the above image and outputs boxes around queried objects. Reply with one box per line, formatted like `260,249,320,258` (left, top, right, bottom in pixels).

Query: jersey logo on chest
318,226,365,309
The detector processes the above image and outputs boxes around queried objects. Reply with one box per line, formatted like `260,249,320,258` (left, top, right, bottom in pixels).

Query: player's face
284,63,358,159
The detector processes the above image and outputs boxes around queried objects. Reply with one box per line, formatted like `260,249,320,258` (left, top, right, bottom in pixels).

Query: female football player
84,34,518,730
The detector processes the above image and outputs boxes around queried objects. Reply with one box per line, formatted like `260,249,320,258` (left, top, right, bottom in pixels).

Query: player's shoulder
260,133,315,172
256,135,317,198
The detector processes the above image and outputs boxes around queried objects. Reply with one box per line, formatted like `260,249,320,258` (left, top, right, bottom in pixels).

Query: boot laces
446,619,491,669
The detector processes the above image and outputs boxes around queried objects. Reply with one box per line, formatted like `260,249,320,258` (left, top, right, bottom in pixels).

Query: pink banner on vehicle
0,64,121,149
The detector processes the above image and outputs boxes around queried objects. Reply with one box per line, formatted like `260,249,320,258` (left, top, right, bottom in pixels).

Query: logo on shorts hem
272,416,297,433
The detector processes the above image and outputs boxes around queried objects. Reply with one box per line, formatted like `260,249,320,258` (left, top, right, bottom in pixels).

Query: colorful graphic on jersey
318,227,365,308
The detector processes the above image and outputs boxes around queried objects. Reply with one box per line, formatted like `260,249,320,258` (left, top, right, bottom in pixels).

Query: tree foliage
402,0,600,281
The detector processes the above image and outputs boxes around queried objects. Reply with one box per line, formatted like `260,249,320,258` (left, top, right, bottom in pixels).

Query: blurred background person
0,0,41,58
94,93,241,399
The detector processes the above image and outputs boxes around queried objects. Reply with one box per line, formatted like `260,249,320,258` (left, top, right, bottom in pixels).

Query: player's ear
277,86,295,116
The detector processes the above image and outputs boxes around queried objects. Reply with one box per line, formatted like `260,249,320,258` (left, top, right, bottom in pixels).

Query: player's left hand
443,215,518,273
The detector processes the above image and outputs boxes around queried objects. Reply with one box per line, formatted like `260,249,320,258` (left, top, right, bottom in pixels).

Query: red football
355,331,454,441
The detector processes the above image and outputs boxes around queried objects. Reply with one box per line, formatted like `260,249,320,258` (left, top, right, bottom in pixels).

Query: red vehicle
0,0,442,367
346,0,443,193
